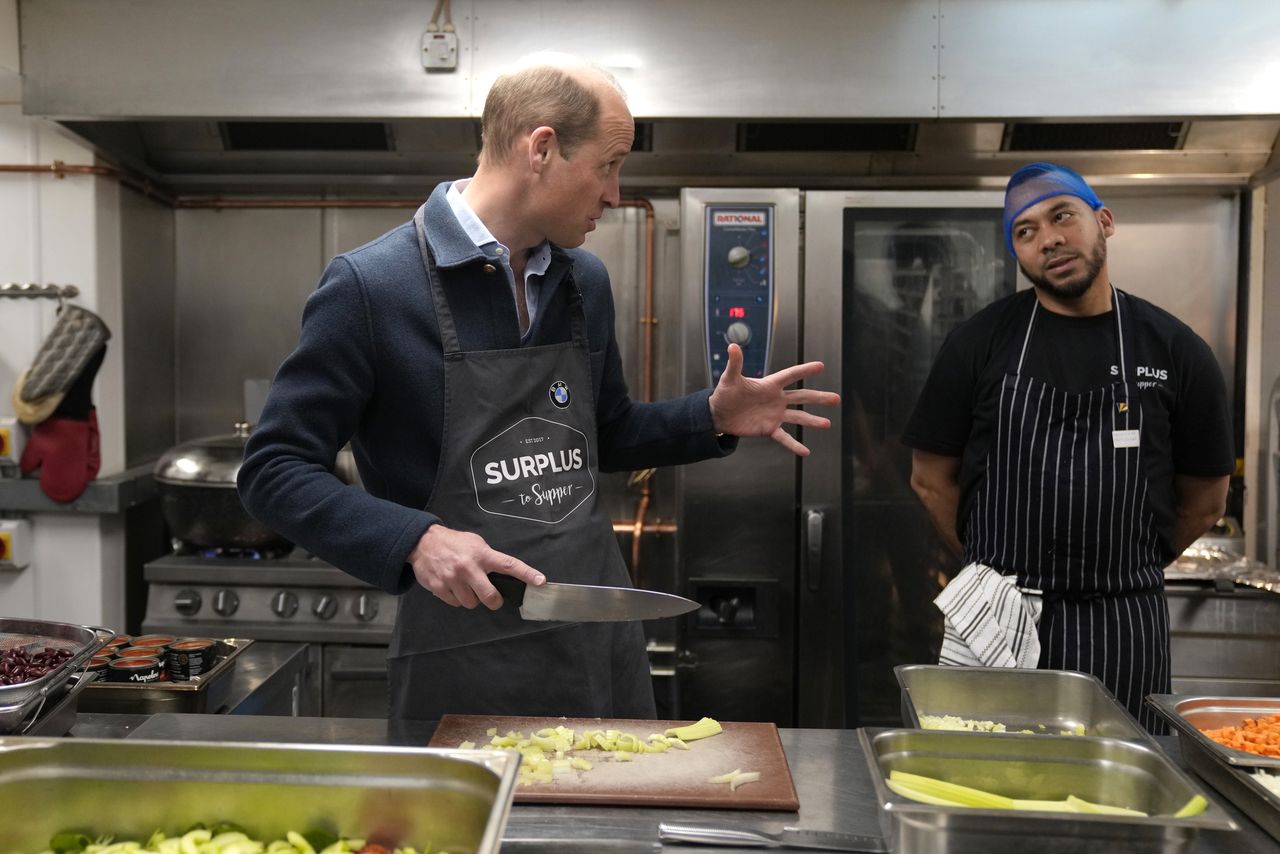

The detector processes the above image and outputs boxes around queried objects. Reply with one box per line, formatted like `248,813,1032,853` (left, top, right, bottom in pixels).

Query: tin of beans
107,656,162,684
116,645,165,660
129,634,176,651
165,638,217,681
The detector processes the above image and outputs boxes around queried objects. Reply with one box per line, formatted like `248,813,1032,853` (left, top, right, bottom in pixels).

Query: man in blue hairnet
901,162,1232,731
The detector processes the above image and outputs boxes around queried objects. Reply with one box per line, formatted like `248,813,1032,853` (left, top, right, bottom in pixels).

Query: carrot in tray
1201,713,1280,758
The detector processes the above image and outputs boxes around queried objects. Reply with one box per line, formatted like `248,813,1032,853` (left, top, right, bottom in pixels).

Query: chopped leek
663,717,723,742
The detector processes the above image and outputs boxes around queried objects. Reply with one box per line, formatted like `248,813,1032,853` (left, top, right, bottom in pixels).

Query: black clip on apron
386,205,655,721
962,288,1171,731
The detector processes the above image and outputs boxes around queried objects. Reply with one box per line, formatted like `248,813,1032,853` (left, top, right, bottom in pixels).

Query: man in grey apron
903,163,1233,730
240,53,839,721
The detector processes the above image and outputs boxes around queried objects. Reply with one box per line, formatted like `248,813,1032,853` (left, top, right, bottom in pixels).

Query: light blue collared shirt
446,179,551,335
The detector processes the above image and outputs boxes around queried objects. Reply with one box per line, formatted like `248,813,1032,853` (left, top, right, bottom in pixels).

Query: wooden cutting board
428,714,800,810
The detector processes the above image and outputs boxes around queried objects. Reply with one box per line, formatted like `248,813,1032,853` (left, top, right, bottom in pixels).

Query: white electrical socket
0,416,23,479
0,518,32,571
422,31,459,70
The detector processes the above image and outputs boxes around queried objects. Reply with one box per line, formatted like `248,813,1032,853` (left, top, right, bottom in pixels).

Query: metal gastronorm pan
1148,694,1280,844
0,617,110,734
78,637,252,714
0,736,520,854
861,728,1235,854
896,664,1148,740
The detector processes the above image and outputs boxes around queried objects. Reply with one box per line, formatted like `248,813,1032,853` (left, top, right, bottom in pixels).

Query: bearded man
902,162,1232,731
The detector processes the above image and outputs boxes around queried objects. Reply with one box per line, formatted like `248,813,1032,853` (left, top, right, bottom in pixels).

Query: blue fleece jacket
238,183,733,595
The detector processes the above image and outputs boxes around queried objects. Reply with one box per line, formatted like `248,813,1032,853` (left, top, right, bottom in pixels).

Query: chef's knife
658,822,888,853
489,574,700,622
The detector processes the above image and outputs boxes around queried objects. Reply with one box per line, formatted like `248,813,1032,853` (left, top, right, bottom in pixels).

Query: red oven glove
17,345,105,503
19,416,95,502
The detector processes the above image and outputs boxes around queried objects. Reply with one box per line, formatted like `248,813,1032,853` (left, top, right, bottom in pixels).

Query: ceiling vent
221,121,392,152
631,121,654,153
1004,122,1186,151
736,121,915,152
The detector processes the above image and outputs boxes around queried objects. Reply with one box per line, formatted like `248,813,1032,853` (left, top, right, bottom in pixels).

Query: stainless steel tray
0,617,111,734
0,736,520,854
1147,693,1280,845
896,663,1148,740
79,637,252,714
1147,694,1280,768
860,728,1236,854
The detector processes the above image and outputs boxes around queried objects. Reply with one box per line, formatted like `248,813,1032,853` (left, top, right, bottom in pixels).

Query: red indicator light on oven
728,306,746,319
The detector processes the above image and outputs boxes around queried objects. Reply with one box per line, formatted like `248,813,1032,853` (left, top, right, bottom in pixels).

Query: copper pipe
174,198,419,209
612,521,677,535
617,199,659,583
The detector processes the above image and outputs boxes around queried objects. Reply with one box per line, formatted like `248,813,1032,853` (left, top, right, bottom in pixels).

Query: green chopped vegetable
49,833,94,854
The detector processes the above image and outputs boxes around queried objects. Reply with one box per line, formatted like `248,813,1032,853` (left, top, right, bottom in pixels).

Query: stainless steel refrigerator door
676,188,802,724
800,191,1014,726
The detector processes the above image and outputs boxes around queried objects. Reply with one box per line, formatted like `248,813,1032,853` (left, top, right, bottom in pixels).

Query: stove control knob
272,590,299,619
725,321,752,346
727,245,751,268
174,589,203,616
354,593,379,622
213,589,240,617
313,594,338,621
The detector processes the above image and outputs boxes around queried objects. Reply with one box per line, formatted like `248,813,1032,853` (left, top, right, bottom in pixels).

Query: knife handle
487,573,526,606
658,823,777,848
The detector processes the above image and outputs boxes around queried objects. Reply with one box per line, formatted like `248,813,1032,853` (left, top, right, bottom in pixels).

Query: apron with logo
962,289,1170,731
386,206,655,721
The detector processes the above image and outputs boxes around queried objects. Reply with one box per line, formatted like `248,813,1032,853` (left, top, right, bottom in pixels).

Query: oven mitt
11,370,64,425
16,304,111,405
19,344,106,502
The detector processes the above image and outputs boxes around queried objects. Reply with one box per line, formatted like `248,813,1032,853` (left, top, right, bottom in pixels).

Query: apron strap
414,205,463,356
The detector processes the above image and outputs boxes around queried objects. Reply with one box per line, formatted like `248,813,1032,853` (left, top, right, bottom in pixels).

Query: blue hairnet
1002,162,1103,255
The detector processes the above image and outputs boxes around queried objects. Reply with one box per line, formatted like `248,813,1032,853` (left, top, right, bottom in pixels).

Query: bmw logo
549,381,571,409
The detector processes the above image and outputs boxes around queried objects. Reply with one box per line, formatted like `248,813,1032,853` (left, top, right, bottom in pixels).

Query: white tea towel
935,563,1042,669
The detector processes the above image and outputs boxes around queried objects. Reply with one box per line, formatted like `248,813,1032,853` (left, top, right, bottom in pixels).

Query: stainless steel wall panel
20,0,473,119
174,208,323,440
468,1,940,119
1096,191,1239,412
120,186,176,466
939,0,1280,118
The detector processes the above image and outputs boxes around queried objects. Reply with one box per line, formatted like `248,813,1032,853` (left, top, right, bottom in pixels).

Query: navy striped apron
962,288,1170,732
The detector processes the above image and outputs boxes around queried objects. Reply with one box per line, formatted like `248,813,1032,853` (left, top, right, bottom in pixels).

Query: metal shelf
0,463,157,513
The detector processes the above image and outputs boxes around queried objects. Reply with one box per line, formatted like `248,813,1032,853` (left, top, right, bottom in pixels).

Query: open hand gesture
708,343,840,456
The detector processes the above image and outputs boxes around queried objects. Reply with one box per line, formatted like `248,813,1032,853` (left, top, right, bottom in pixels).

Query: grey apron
962,288,1170,731
387,206,655,721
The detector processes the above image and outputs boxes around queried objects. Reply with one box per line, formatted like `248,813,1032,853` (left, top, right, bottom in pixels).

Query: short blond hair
479,56,624,165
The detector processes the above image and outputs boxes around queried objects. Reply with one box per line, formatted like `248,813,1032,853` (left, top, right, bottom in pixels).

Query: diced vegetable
663,717,723,742
1202,714,1280,758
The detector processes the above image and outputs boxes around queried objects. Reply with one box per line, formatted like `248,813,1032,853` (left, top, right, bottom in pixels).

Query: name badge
1112,429,1140,449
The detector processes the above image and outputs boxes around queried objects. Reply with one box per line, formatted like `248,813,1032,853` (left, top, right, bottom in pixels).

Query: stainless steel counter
116,714,1273,853
68,641,308,738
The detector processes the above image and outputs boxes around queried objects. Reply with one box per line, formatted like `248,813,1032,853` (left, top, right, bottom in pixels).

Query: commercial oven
675,189,1015,727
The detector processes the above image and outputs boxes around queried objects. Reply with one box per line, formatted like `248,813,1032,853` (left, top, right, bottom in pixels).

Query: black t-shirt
902,288,1233,564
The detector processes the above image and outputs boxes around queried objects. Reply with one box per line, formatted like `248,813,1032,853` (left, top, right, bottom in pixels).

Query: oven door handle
327,665,389,681
805,509,824,592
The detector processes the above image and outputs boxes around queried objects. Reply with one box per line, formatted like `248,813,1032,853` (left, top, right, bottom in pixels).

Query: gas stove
141,549,395,645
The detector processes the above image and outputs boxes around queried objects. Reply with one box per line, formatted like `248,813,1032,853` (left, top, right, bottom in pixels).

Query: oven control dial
173,588,202,616
313,594,338,621
727,245,751,268
725,321,752,345
354,592,379,622
272,590,299,619
213,589,240,617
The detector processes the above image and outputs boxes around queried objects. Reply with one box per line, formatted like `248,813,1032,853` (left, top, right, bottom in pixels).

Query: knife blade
658,822,888,853
490,574,700,622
